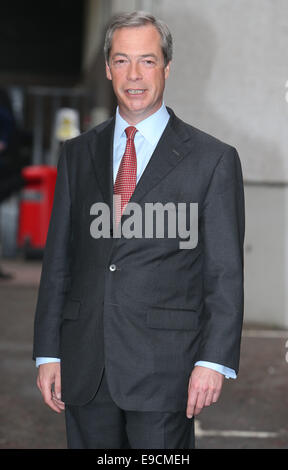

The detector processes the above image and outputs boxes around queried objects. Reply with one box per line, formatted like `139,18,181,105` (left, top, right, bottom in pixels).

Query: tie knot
125,126,137,140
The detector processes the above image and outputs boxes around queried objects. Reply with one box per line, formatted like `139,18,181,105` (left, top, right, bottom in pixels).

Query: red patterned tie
114,126,137,226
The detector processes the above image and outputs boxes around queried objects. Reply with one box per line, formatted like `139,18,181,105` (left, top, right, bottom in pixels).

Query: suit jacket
33,107,245,411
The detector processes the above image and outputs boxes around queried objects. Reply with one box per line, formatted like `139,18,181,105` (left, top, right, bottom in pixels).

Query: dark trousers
65,370,195,449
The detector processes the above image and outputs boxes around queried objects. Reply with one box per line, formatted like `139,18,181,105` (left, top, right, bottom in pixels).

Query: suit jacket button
109,264,116,272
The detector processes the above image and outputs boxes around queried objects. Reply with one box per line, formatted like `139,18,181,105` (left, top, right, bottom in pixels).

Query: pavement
0,257,288,449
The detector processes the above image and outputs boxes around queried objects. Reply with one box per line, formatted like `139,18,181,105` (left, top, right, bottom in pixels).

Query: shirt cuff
36,357,61,368
195,361,237,379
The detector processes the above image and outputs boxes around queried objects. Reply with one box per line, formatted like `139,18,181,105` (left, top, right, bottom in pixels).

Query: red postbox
17,166,57,257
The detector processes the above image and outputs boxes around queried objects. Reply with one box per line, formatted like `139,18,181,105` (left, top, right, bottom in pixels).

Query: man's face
106,24,171,124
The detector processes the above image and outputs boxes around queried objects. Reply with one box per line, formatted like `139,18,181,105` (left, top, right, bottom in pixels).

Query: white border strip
242,329,288,338
195,420,279,439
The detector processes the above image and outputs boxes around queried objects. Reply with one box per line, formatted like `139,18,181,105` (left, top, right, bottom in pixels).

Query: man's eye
114,59,127,65
143,60,155,66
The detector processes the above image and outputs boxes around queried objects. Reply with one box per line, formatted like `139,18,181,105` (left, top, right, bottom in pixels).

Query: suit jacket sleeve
33,142,72,360
197,146,245,373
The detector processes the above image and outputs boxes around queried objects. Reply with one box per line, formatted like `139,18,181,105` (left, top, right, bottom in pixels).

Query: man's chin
119,101,161,123
125,100,147,113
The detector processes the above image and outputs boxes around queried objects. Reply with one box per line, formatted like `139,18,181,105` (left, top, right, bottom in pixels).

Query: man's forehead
110,25,163,61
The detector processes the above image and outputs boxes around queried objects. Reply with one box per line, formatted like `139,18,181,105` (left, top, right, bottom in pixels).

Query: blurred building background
1,0,287,327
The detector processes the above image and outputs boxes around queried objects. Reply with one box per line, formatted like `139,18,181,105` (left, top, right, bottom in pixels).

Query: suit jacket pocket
62,299,81,320
146,306,199,330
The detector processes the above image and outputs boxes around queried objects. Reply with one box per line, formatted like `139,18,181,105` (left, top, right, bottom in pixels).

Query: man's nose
127,61,142,81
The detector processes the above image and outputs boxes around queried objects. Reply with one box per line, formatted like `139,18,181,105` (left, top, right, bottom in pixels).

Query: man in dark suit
33,11,245,449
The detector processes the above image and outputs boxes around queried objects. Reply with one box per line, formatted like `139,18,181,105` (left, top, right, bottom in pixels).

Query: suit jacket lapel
130,108,194,206
88,117,115,227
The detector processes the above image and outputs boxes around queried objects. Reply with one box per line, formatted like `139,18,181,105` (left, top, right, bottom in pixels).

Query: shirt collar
114,102,170,146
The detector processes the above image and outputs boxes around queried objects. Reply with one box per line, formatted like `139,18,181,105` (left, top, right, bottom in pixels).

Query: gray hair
104,11,173,67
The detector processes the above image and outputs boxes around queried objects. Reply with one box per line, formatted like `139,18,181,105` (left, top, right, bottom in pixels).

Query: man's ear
106,62,112,80
164,61,171,80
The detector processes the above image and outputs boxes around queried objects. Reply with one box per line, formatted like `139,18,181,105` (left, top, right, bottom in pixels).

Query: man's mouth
126,89,146,95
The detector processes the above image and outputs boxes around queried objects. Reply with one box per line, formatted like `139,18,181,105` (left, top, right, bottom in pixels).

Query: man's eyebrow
139,54,158,59
111,53,129,58
111,53,159,59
